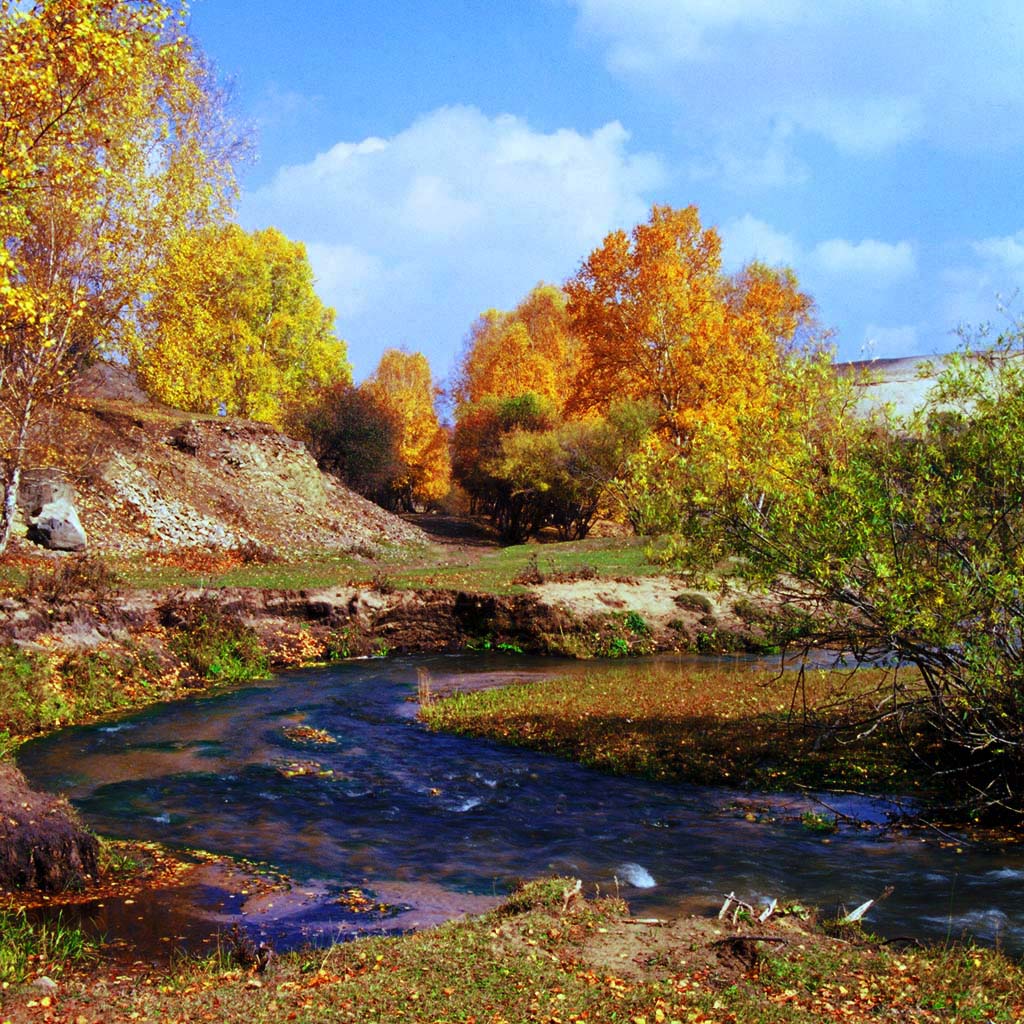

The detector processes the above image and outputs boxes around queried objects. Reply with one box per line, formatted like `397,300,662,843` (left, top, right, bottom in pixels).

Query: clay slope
29,398,426,557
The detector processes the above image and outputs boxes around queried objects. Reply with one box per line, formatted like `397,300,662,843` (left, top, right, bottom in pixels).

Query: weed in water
800,810,839,834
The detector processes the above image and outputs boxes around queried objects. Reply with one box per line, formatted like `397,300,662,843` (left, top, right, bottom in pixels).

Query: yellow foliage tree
129,224,350,426
364,349,451,510
0,0,238,551
454,284,577,411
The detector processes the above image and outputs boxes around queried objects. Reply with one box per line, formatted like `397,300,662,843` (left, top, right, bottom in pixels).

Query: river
16,654,1024,958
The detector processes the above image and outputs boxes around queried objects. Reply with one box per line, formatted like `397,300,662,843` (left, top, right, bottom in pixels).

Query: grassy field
2,878,1019,1023
0,534,659,595
421,660,927,796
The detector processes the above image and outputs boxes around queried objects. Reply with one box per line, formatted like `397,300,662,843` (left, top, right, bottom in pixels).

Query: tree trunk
0,464,22,557
0,398,33,557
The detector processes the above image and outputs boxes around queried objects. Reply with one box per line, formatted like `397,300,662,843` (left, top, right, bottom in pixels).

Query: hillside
11,370,426,558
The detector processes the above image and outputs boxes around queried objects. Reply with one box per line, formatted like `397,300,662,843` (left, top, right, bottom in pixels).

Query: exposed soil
12,396,426,558
0,763,97,893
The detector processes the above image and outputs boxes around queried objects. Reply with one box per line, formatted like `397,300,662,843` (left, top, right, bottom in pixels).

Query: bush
683,336,1024,817
166,601,268,682
0,645,66,733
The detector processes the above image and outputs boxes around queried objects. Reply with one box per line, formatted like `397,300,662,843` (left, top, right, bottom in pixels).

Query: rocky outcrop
41,402,427,556
17,468,88,552
0,763,98,892
27,498,88,551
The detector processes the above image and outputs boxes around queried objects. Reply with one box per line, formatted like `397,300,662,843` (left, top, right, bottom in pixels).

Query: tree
301,381,402,502
452,394,654,543
128,224,350,426
364,349,450,511
565,205,820,450
0,0,237,552
451,393,555,541
453,284,576,411
676,337,1024,818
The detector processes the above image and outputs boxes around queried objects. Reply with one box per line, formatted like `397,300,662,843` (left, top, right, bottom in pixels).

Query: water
16,654,1024,955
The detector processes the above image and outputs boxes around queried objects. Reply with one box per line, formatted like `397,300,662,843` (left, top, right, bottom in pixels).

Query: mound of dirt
14,397,426,557
0,762,98,892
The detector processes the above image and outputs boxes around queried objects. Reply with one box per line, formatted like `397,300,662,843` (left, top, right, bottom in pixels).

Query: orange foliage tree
453,284,576,412
565,205,822,454
0,0,237,552
364,349,451,511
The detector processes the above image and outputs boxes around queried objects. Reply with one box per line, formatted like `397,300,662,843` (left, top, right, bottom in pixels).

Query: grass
384,535,660,594
0,535,659,596
0,908,97,984
0,641,183,737
421,661,927,794
5,879,1020,1023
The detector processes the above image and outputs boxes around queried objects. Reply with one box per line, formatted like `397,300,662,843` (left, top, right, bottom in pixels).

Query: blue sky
190,1,1024,382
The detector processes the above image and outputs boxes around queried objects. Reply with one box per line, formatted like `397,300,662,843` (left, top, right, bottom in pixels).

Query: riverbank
2,878,1021,1023
420,659,934,802
0,535,790,746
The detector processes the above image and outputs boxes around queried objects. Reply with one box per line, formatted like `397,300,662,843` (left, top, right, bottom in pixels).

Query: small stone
31,976,58,993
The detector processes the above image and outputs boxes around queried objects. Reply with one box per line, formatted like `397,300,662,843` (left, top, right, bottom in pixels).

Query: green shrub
0,645,67,733
167,602,268,682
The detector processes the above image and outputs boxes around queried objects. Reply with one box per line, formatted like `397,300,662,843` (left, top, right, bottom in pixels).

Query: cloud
940,230,1024,330
242,106,664,377
570,0,1024,170
812,238,916,279
720,216,916,285
974,231,1024,273
719,214,799,270
689,120,808,190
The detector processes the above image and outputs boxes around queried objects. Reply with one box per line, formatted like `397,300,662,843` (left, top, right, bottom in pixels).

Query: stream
16,653,1024,959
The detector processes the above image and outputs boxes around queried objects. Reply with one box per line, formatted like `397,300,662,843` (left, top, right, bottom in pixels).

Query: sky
189,0,1024,383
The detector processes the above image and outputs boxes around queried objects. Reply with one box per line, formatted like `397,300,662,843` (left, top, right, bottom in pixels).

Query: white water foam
617,862,657,888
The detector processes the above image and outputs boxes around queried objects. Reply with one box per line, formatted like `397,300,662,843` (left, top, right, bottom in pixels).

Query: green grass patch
0,909,97,984
421,661,926,794
4,536,661,596
0,641,176,737
385,536,659,595
167,602,269,682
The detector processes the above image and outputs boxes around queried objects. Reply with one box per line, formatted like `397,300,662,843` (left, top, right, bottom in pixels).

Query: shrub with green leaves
167,602,268,682
675,334,1024,818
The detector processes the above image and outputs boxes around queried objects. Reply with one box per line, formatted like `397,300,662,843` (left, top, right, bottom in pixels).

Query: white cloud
941,230,1024,330
242,106,663,377
974,231,1024,273
794,96,924,156
812,238,916,279
719,214,799,270
719,217,916,284
570,0,1024,167
689,120,808,190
